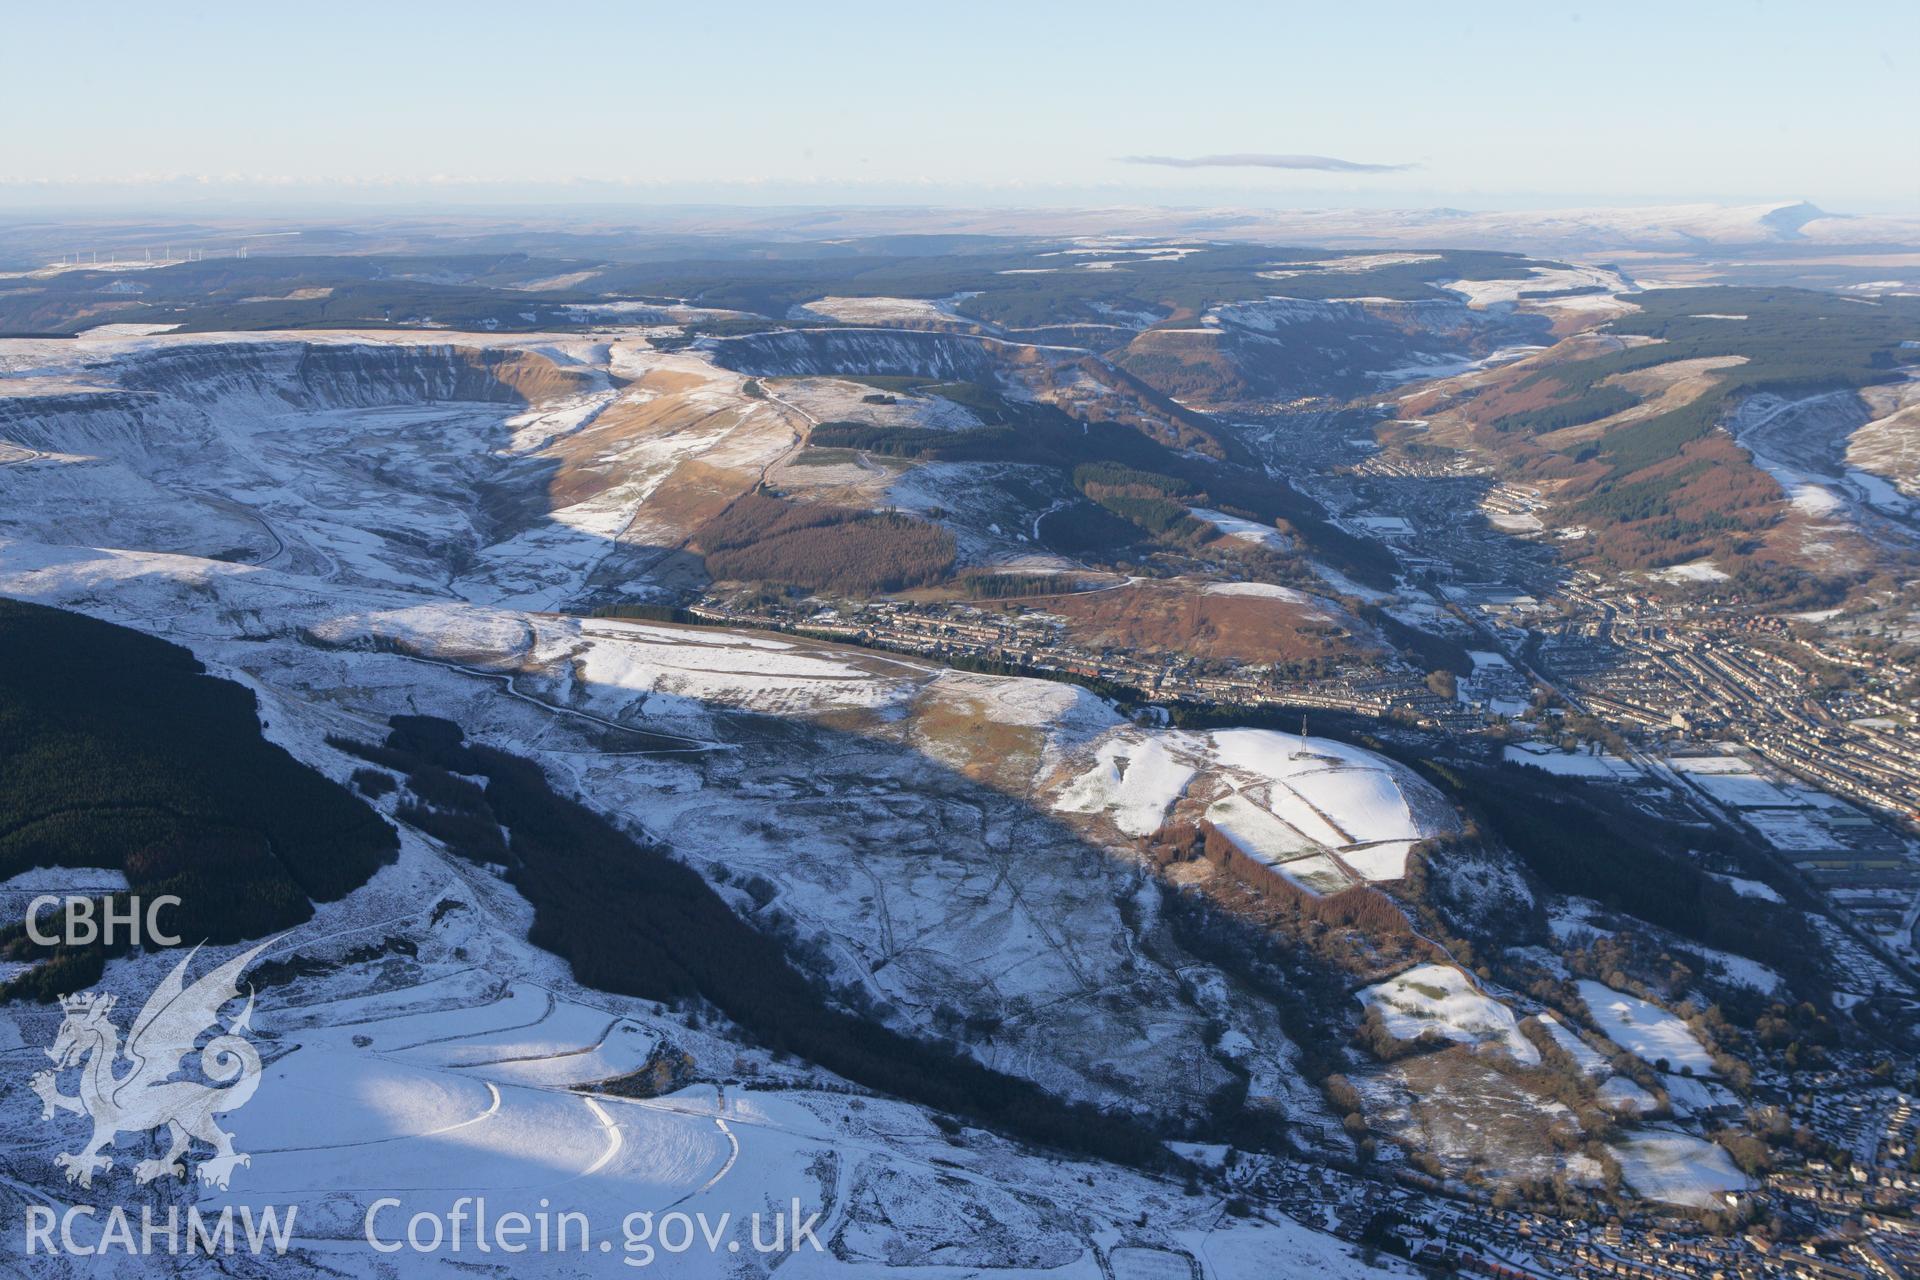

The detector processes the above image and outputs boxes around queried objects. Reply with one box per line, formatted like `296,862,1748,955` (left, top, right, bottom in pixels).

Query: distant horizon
11,196,1920,274
0,189,1914,220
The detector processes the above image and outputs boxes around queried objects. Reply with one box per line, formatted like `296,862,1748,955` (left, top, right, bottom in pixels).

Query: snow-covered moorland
0,328,1418,1277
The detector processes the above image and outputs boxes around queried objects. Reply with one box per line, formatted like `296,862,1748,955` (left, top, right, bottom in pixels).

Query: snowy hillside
2,819,1392,1276
0,326,1433,1276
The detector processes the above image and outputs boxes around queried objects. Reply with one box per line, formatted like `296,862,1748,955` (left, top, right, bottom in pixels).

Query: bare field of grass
1360,1048,1600,1188
908,687,1051,790
1045,581,1368,665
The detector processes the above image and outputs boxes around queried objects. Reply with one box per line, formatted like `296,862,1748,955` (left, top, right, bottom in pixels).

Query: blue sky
4,0,1914,211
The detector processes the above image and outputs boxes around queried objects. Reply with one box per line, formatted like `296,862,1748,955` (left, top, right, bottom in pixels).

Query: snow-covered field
1055,732,1200,837
1708,872,1786,904
1503,741,1643,779
1576,981,1716,1074
1661,1073,1742,1118
1053,727,1456,889
1201,579,1317,603
1608,1131,1750,1209
1441,263,1634,313
1537,1013,1610,1077
1670,755,1797,808
789,294,979,328
1651,559,1732,585
1357,965,1539,1065
1189,506,1290,550
1598,1077,1660,1116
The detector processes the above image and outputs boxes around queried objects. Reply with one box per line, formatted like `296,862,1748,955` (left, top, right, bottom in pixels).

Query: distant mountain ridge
6,200,1918,274
671,200,1913,255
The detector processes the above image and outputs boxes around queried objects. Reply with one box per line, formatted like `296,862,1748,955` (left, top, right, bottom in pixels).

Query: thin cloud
1121,153,1416,174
